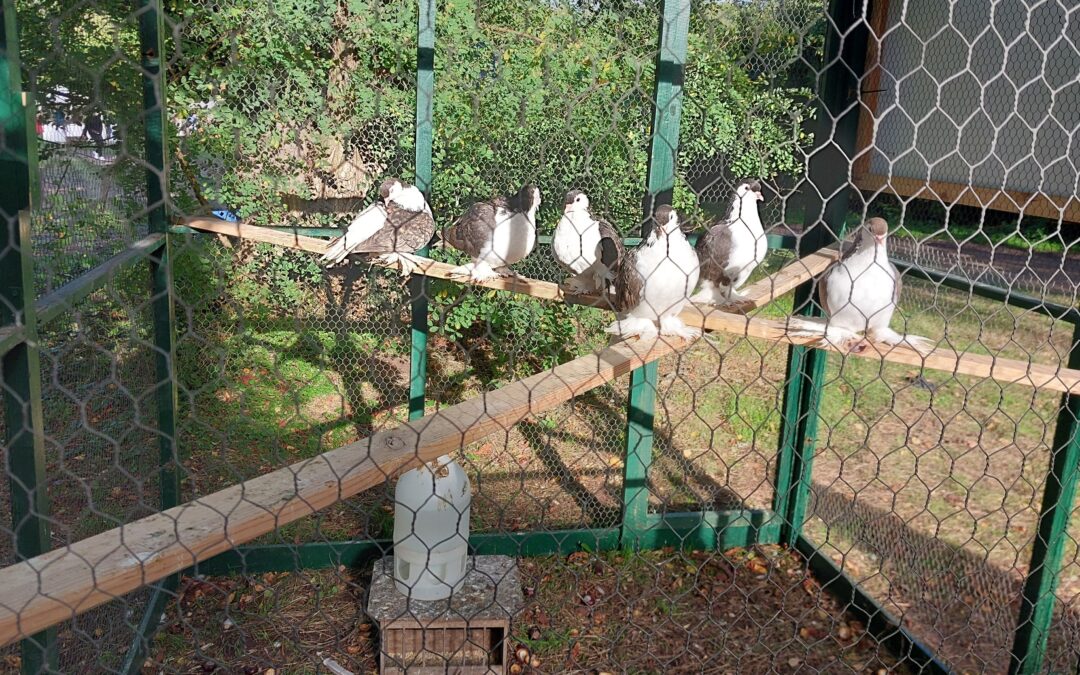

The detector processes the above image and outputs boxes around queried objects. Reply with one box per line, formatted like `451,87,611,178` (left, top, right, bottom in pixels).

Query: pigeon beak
563,203,573,214
874,234,886,245
755,190,764,202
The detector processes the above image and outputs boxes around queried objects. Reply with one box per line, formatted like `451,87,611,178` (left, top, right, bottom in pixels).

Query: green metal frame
120,2,182,673
1,0,1079,672
619,0,691,551
1009,319,1080,675
1,3,57,671
407,0,435,421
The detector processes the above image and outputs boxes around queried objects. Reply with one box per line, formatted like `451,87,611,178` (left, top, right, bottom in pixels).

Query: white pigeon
606,205,701,341
443,184,541,282
319,178,434,276
691,179,766,306
788,217,934,354
552,189,625,294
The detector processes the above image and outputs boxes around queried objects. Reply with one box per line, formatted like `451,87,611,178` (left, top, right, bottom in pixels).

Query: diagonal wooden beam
180,217,835,311
0,336,687,647
181,218,1080,394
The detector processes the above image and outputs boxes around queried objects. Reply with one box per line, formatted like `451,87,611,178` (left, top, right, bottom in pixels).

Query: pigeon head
378,178,404,202
861,217,889,246
735,179,764,202
653,205,681,236
563,189,590,214
515,183,541,212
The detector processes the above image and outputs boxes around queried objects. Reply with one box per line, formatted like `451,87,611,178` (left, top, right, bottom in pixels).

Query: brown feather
596,218,625,268
444,200,500,257
696,224,735,286
613,247,644,312
351,203,435,254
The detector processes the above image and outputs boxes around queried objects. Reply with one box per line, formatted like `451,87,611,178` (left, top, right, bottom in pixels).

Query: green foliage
429,278,607,379
21,0,822,382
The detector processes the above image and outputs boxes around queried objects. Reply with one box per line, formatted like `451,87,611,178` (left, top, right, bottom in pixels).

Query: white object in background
393,455,471,600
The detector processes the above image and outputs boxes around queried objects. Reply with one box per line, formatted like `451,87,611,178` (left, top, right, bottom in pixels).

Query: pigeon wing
891,261,902,306
817,265,833,316
320,203,388,265
696,223,735,286
596,218,625,269
444,200,498,258
350,202,435,254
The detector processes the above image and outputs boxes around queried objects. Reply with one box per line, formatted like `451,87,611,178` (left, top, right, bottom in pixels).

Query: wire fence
1,1,1079,674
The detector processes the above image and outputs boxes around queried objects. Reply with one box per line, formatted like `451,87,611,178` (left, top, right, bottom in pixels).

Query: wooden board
181,217,1080,394
853,173,1080,224
181,217,833,310
679,308,1080,395
0,336,686,646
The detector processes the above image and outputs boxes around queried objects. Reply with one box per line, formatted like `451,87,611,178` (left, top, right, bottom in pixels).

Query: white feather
719,193,766,293
553,211,601,274
477,206,536,269
393,185,431,216
320,203,388,265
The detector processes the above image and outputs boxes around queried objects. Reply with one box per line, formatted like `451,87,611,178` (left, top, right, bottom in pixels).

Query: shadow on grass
808,481,1080,674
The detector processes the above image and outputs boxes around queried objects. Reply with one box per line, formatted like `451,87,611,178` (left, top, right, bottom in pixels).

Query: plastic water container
393,455,471,600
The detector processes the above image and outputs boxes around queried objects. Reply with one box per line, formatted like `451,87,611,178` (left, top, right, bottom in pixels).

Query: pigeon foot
605,317,658,340
659,315,701,341
377,251,425,277
449,261,500,283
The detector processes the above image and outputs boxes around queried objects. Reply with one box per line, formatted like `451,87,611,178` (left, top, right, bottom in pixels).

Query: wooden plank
851,0,890,181
681,307,1080,395
0,325,23,357
730,248,838,311
182,217,1080,394
181,217,832,311
0,336,686,647
854,173,1080,224
183,217,329,255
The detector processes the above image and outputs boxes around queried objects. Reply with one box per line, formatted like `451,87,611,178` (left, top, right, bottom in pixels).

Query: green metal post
138,0,179,511
772,0,869,545
620,0,690,549
1009,321,1080,674
622,361,659,547
407,0,434,421
120,2,180,672
0,2,57,671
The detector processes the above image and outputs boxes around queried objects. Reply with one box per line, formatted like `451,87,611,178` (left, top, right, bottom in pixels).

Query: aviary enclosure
0,0,1078,673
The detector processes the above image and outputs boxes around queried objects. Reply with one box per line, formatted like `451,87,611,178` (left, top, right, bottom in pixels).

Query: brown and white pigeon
443,184,541,282
788,217,933,353
606,205,700,340
552,189,625,294
692,179,765,306
319,178,434,276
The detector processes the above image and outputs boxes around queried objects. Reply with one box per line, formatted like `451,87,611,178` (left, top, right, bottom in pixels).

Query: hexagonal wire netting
0,0,1079,674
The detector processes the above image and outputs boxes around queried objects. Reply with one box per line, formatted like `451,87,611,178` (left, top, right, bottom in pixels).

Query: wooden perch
0,336,687,647
181,217,835,311
181,217,1080,395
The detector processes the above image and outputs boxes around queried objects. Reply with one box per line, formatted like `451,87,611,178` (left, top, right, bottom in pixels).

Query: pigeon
691,179,766,307
444,184,542,282
551,189,625,294
319,178,435,276
606,205,701,340
788,217,934,354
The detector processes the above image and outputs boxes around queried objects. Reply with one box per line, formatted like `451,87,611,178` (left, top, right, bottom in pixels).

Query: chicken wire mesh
0,1,1078,675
